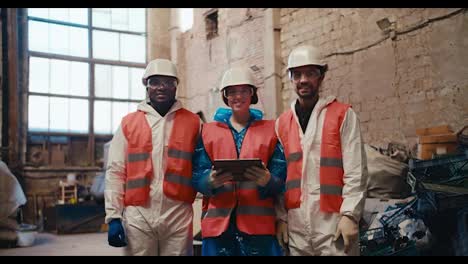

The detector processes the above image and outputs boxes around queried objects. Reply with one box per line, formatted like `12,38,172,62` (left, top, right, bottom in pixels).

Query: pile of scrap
408,125,468,255
360,197,431,256
360,124,468,256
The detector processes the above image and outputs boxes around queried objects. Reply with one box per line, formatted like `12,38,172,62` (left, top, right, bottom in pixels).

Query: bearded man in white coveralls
105,59,200,256
275,45,368,256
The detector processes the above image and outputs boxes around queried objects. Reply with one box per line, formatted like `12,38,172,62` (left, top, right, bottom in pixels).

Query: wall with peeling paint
280,8,468,147
166,8,468,148
175,8,266,122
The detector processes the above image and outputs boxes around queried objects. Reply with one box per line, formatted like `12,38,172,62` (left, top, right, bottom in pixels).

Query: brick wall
174,8,467,147
176,8,266,122
279,8,468,147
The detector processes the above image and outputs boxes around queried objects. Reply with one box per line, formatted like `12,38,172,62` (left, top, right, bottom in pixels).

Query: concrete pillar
263,8,283,119
169,8,181,64
146,8,171,61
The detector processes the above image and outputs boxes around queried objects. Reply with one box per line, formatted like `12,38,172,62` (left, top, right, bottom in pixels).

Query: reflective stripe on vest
319,101,349,212
278,100,349,212
277,111,303,210
201,120,278,238
122,109,199,206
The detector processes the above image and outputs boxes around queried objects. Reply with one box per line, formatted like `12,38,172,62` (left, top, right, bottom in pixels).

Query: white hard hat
287,45,328,71
220,67,256,91
220,67,258,105
142,59,178,86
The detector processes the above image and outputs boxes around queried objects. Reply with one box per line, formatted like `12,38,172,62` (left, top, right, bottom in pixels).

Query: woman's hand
208,168,233,189
244,164,271,186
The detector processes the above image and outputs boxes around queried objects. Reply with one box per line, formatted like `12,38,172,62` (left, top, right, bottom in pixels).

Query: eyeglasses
223,87,253,98
147,78,177,89
290,69,322,81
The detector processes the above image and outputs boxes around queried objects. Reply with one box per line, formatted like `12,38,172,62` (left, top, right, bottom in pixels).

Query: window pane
95,64,112,98
94,64,112,97
92,8,111,29
28,95,49,131
49,8,69,23
130,67,145,100
28,20,49,53
129,102,139,112
112,66,129,99
41,8,88,25
70,99,89,133
49,97,69,132
28,8,49,19
49,23,69,55
128,9,145,32
120,34,145,63
46,24,88,57
70,61,89,96
93,30,119,60
112,101,130,133
69,27,89,57
111,8,128,31
68,8,88,25
50,59,69,95
94,100,111,134
29,57,49,93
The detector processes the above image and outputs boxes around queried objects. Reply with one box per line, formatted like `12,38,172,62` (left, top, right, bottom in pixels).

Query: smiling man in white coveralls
275,45,368,256
105,59,201,256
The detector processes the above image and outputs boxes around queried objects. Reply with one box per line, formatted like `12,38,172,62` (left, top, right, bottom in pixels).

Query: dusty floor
0,232,123,256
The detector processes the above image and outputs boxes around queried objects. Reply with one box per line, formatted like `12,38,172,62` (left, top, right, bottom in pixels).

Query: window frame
26,8,147,167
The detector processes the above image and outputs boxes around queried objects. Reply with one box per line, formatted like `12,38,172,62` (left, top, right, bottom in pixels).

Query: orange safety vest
121,108,200,206
201,120,278,238
277,100,350,213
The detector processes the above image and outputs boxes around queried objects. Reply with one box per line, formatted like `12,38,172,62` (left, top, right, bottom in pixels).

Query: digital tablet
213,159,264,181
213,159,263,170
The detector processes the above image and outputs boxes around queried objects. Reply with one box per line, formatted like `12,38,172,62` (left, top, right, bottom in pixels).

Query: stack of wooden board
416,125,458,160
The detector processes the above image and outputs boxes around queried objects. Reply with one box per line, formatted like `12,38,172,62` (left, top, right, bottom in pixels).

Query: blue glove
108,218,127,247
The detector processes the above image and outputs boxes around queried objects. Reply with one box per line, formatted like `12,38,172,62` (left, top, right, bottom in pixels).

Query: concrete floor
0,232,124,256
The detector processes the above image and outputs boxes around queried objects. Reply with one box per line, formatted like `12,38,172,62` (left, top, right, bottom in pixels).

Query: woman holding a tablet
192,67,287,256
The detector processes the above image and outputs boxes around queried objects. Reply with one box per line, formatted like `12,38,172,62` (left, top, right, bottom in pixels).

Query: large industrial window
26,8,147,167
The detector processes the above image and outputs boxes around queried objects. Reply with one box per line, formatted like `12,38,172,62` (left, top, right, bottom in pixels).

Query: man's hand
108,218,127,247
244,164,271,186
276,220,289,251
208,168,233,189
334,215,358,254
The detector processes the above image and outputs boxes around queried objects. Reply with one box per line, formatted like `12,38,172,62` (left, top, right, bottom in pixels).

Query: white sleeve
339,108,368,222
104,126,127,224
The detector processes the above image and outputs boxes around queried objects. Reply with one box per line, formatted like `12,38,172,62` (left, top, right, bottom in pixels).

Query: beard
296,84,318,100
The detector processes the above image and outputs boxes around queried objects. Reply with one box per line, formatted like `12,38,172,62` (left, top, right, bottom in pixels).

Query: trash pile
360,125,468,256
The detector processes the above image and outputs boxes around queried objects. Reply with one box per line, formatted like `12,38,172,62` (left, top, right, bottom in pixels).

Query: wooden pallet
416,124,458,160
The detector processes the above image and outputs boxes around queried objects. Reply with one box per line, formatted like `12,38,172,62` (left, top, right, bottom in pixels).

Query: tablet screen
213,159,263,181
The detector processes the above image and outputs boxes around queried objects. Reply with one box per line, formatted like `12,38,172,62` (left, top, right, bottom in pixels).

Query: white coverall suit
105,100,197,256
275,95,368,256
